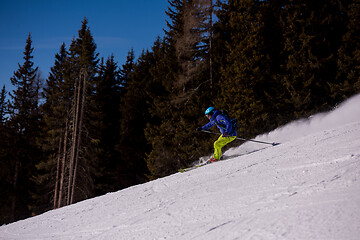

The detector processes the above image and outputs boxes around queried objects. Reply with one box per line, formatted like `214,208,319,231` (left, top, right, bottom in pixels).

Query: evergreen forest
1,0,359,224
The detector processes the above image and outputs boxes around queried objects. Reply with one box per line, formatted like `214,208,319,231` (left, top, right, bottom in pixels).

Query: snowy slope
1,94,360,240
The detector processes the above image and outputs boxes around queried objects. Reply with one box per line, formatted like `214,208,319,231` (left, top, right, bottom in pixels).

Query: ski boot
207,157,218,164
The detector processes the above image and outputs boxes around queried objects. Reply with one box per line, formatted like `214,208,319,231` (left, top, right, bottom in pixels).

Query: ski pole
200,130,280,146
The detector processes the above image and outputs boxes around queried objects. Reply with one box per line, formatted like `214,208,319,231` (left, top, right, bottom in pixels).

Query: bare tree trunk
58,118,68,208
172,0,213,104
67,77,80,205
70,69,87,204
53,133,62,209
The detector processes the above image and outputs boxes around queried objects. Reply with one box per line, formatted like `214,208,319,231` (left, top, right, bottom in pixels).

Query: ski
179,161,210,173
179,154,250,173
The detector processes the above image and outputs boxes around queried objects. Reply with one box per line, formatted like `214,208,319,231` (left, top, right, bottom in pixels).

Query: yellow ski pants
213,135,236,160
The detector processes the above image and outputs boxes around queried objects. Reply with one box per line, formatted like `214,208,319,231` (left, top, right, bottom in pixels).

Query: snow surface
1,94,360,240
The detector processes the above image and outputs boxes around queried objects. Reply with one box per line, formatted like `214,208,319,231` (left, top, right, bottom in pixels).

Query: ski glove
196,127,202,132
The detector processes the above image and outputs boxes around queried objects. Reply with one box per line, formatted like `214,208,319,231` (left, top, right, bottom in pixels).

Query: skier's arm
201,120,215,130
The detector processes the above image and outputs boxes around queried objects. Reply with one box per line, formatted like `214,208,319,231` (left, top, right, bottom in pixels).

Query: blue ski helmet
205,106,215,115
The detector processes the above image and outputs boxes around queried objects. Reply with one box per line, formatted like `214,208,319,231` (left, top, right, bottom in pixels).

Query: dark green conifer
216,0,285,137
66,18,99,204
32,43,69,212
118,49,154,183
333,0,360,101
119,48,135,91
145,1,213,178
281,0,347,117
0,85,7,123
92,55,122,194
7,33,42,222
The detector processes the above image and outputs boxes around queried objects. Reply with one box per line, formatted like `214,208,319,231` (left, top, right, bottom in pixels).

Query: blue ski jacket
201,110,237,137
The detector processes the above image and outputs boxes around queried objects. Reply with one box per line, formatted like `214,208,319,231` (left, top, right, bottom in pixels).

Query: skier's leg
213,136,223,160
213,135,236,160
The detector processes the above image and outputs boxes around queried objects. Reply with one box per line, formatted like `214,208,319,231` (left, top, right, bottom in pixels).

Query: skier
197,107,237,162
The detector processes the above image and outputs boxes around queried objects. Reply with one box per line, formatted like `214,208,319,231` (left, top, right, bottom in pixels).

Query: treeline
1,0,359,224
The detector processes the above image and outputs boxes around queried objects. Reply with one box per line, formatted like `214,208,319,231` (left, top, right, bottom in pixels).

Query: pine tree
0,85,7,123
7,33,42,222
216,0,284,137
65,18,99,205
92,55,122,194
144,39,181,178
34,18,100,210
119,48,135,91
212,0,231,95
0,85,11,224
168,0,213,103
145,1,213,178
333,0,360,101
32,43,70,212
281,0,347,118
117,49,155,183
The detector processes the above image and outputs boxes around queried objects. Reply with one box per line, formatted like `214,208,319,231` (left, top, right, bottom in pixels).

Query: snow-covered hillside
1,94,360,240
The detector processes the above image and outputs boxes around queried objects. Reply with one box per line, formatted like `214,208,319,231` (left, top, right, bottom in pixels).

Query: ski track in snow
1,94,360,240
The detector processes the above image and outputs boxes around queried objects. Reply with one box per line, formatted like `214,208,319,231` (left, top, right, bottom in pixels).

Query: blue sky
0,0,169,95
